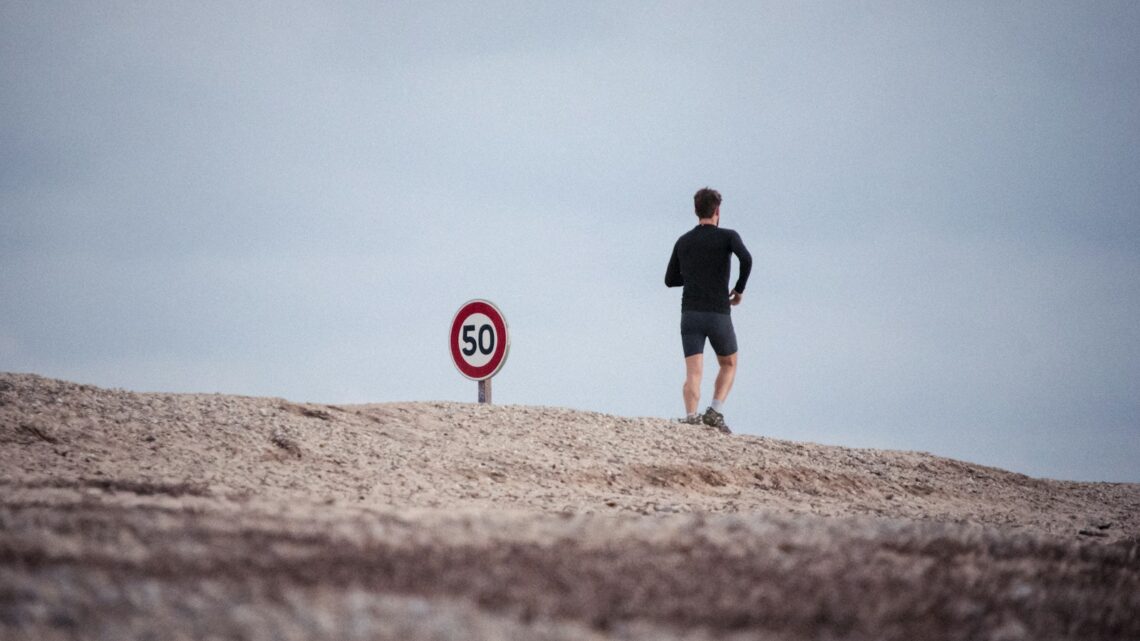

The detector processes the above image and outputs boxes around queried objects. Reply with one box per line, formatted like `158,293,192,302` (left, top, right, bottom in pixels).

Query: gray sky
3,2,1138,482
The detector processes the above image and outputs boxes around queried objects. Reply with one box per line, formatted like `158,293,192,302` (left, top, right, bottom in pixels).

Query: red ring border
450,300,509,381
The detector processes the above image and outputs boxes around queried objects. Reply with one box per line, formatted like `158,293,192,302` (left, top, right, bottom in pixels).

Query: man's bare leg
713,352,738,403
683,353,703,415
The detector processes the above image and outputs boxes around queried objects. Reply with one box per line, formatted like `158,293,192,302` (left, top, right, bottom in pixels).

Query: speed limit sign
450,300,509,400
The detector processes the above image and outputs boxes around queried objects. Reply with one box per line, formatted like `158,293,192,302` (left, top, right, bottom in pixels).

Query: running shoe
702,407,732,434
676,414,703,425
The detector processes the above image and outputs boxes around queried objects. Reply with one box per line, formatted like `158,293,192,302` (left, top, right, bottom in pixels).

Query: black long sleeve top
665,224,752,313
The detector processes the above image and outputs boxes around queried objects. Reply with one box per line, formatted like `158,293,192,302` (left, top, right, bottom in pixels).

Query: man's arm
664,243,683,287
730,232,752,295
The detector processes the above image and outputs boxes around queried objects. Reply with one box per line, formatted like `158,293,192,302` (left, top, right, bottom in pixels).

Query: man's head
694,187,721,221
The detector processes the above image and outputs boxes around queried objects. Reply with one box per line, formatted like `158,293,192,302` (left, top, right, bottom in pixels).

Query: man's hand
729,290,743,306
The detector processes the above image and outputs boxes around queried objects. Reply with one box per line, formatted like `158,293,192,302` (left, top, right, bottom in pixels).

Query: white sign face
449,300,509,381
456,312,496,369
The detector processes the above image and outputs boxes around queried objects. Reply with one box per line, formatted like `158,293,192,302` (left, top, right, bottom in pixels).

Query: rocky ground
2,372,1138,640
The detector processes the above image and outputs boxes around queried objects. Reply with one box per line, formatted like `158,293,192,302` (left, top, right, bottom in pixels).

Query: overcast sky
3,2,1138,482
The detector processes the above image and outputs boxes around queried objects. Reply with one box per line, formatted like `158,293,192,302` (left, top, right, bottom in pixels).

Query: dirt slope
2,372,1138,640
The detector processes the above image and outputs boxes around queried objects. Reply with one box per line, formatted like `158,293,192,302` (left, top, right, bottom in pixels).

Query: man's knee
716,353,738,369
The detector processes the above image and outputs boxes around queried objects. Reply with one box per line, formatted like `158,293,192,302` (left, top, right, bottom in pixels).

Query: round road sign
450,300,509,381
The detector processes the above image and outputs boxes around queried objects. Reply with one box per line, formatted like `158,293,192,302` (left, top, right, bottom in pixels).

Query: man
664,187,752,433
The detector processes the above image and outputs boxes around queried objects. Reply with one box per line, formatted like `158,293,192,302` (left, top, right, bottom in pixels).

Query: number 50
461,324,495,356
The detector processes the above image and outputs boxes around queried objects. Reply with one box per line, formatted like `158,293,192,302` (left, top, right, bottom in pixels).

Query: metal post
478,378,492,404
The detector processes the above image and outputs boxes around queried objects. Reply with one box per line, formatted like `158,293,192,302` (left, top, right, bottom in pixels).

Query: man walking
664,187,752,433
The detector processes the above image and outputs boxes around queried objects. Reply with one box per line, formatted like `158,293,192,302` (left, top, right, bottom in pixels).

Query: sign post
450,299,509,404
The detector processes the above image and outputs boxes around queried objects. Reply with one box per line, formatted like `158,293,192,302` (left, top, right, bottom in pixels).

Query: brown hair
693,187,721,219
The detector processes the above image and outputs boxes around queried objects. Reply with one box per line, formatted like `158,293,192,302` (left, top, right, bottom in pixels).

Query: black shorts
680,311,738,357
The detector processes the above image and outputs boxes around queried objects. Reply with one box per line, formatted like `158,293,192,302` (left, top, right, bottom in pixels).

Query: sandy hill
2,372,1138,641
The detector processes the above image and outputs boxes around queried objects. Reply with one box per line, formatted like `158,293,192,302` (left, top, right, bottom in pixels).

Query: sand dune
2,372,1138,640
